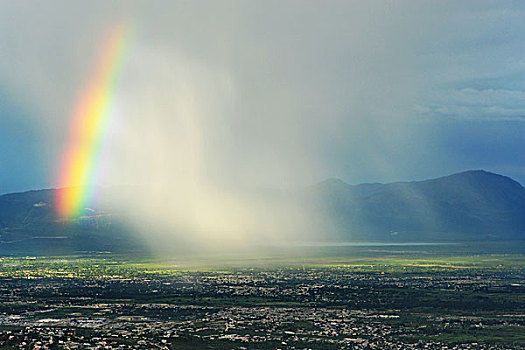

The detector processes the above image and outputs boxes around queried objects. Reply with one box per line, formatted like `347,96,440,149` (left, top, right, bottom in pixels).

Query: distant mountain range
0,188,145,255
311,170,525,241
0,170,524,255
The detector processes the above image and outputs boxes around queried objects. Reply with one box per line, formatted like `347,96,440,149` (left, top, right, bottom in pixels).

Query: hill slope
0,170,523,255
313,170,525,241
0,189,146,255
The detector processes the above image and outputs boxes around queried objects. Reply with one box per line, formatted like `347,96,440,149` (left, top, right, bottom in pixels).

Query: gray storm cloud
1,1,426,184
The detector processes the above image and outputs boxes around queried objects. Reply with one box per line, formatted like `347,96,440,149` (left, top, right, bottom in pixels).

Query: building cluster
0,265,522,349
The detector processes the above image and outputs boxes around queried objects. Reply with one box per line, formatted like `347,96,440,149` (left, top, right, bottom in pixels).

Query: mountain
0,188,147,255
0,170,523,255
312,170,525,241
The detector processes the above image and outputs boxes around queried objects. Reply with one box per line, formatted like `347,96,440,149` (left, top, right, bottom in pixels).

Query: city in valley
0,243,523,349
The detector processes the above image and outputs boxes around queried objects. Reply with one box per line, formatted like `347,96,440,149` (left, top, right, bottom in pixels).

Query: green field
0,242,523,349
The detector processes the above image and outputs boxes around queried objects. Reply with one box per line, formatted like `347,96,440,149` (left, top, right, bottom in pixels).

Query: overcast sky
1,1,525,195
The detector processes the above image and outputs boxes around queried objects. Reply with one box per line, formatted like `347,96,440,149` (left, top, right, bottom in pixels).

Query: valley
0,244,523,349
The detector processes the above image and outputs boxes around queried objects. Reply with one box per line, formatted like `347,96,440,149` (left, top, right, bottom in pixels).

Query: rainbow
56,23,130,219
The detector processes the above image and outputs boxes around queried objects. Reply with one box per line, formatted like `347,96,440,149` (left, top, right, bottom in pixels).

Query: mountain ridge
0,170,524,255
311,170,525,241
315,169,523,188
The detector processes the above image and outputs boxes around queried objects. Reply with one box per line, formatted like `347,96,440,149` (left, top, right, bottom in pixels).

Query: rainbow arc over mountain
56,23,130,219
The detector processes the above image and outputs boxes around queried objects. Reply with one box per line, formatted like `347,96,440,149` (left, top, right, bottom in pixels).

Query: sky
1,0,525,197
